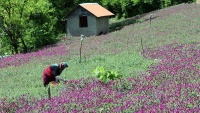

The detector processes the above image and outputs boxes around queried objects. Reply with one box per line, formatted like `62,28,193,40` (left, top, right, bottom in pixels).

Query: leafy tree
0,0,58,54
0,0,28,53
122,0,135,18
152,0,161,9
102,0,123,19
47,0,74,33
26,1,58,51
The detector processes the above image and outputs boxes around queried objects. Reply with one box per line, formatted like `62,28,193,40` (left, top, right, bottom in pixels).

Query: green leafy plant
92,66,122,84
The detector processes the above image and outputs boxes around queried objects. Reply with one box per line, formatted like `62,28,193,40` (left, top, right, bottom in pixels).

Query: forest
0,0,194,55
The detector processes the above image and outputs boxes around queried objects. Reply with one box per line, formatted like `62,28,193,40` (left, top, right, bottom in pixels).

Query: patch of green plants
92,66,122,84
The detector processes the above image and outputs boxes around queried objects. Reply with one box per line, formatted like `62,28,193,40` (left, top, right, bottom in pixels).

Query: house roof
79,3,114,17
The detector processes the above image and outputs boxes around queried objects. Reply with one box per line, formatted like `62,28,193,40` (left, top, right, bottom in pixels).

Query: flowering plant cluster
0,43,199,112
0,43,68,68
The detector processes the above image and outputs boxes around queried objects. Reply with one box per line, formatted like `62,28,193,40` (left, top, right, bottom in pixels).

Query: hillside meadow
0,3,200,112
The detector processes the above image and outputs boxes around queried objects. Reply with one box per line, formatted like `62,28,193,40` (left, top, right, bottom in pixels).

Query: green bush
92,66,122,84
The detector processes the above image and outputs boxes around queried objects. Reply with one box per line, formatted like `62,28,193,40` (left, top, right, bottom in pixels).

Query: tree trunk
3,24,19,54
20,37,28,53
12,38,19,54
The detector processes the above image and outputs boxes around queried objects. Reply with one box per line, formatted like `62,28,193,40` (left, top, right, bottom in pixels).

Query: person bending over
42,62,68,87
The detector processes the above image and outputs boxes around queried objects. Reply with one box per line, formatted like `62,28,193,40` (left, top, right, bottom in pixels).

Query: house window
79,16,88,27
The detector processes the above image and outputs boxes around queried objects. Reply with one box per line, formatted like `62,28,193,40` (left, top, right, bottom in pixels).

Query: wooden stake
79,35,84,63
79,40,83,63
48,86,51,100
149,14,153,27
141,37,144,52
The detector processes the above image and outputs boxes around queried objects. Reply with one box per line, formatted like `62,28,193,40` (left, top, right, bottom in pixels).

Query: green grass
0,50,154,99
0,3,200,99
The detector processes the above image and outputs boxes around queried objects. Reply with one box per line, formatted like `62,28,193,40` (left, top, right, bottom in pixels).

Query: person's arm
55,76,67,82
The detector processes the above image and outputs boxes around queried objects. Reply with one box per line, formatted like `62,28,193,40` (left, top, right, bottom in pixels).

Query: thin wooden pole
79,35,84,63
149,14,152,27
79,40,83,63
141,37,144,52
48,85,51,100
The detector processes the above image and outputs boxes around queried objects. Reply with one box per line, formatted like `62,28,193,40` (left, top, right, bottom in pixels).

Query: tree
0,0,57,54
122,0,135,18
152,0,161,9
0,0,27,53
47,0,74,33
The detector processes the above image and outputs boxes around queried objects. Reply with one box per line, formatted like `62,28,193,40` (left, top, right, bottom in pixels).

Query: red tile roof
80,3,114,17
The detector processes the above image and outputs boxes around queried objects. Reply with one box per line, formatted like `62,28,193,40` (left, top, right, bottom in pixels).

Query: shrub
92,66,122,84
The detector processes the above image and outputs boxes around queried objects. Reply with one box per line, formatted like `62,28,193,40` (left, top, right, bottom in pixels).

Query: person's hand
50,81,60,87
63,79,68,83
55,76,60,82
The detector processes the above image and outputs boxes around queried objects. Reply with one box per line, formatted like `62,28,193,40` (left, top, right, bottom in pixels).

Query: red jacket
43,64,62,78
43,66,54,77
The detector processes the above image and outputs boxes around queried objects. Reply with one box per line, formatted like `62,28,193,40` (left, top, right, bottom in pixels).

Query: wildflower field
0,3,200,112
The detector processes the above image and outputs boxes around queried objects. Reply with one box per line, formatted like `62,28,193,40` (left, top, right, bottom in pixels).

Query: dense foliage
0,0,58,54
101,0,194,18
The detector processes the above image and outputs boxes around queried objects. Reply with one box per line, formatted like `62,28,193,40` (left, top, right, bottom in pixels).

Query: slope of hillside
0,3,199,69
0,3,199,112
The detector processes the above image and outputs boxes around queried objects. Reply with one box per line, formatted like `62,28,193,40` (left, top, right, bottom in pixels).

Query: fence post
79,35,84,63
149,14,153,27
48,86,51,100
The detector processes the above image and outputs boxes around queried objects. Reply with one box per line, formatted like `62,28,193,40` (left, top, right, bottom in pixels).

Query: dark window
79,16,88,27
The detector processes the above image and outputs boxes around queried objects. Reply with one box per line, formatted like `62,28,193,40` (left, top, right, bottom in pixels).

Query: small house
65,3,114,37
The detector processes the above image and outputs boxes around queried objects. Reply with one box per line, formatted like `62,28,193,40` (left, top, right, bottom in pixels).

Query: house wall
96,17,109,35
67,7,97,37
